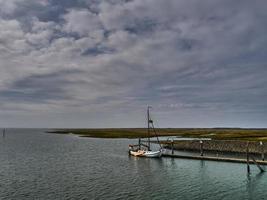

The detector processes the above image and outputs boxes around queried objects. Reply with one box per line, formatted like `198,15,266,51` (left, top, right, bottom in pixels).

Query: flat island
48,128,267,141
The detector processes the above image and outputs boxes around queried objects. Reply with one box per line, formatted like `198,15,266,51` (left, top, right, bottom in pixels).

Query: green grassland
48,128,267,141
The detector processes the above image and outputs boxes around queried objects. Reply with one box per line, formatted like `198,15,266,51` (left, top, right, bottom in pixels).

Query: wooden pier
153,139,267,172
162,153,267,166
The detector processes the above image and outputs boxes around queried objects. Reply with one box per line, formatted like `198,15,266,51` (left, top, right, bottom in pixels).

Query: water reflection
246,171,265,200
200,160,205,168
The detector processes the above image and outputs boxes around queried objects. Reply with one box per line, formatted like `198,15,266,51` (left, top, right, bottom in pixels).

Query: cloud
0,0,50,19
0,0,19,15
0,0,267,128
63,8,103,37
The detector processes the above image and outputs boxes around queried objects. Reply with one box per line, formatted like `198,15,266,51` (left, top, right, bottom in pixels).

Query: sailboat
129,106,162,158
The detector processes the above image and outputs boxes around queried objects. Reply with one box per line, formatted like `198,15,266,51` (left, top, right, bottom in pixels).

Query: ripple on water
1,129,267,200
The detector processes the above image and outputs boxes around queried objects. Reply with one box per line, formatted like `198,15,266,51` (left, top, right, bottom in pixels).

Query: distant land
48,128,267,141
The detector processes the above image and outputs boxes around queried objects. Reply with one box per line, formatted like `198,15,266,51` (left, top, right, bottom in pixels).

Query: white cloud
63,9,103,37
25,19,58,47
0,0,21,15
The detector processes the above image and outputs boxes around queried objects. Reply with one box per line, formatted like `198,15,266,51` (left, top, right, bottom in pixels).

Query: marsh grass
48,128,267,141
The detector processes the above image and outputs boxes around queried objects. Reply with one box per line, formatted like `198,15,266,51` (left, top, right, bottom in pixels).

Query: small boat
129,149,162,157
129,106,162,158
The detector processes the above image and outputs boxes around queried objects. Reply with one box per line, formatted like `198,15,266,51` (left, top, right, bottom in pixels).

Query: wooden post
246,142,250,174
200,140,203,156
138,138,141,150
260,141,264,161
171,139,174,155
251,155,265,173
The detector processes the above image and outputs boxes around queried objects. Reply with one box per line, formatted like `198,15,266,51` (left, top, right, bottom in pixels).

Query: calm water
0,129,267,200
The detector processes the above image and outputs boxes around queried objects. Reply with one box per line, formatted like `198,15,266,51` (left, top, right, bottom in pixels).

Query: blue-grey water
0,129,267,200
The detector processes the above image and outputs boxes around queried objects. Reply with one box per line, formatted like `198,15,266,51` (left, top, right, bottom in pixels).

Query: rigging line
149,111,163,149
151,122,162,149
148,107,162,149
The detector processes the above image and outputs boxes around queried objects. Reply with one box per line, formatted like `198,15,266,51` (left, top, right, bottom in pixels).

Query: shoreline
47,128,267,141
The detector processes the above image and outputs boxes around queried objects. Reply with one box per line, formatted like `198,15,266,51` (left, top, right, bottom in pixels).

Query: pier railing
162,140,266,154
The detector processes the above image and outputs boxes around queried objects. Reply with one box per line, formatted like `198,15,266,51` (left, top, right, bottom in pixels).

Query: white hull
130,150,162,158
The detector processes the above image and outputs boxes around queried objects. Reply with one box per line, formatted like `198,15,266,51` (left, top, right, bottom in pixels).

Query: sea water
0,129,266,200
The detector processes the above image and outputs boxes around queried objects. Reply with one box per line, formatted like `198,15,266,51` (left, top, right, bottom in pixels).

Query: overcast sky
0,0,266,128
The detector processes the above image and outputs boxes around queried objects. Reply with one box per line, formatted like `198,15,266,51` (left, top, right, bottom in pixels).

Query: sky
0,0,266,128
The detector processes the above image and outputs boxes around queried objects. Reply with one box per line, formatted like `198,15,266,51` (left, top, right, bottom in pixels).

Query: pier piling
246,142,250,174
200,140,203,156
171,140,174,155
260,141,264,161
251,156,265,173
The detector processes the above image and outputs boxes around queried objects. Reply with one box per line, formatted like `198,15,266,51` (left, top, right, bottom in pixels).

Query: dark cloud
0,69,84,103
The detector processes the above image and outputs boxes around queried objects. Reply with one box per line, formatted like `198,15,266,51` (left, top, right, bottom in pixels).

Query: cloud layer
0,0,267,128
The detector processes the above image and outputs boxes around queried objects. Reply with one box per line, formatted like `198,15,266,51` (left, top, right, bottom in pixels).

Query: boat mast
147,106,151,150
